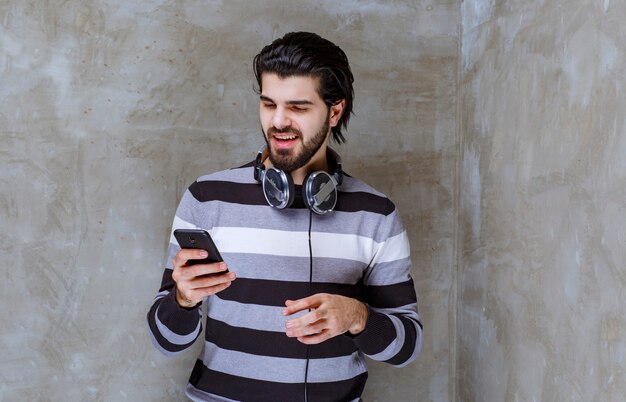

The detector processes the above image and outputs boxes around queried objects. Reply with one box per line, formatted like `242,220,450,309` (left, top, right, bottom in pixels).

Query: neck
289,149,329,185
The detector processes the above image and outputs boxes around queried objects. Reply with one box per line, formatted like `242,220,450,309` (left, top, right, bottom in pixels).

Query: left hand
283,293,368,344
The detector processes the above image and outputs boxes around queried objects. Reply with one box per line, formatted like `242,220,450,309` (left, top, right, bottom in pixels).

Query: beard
263,112,330,173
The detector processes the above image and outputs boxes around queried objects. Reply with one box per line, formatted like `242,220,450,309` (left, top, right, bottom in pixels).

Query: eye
291,106,307,112
262,102,276,109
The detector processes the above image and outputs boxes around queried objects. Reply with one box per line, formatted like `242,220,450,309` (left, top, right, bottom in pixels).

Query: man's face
259,73,341,173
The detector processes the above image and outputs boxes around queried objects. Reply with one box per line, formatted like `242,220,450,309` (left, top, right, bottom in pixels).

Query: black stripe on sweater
364,278,417,308
189,180,395,215
189,359,368,402
205,317,358,359
189,180,266,206
158,269,175,292
335,190,395,216
217,277,364,306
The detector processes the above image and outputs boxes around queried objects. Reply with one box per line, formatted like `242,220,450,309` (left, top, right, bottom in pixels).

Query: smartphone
173,229,225,267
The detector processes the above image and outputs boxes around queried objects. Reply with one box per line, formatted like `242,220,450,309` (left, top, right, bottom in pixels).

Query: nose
272,107,291,130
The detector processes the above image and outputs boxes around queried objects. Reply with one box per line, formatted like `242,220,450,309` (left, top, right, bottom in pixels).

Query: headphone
253,146,344,215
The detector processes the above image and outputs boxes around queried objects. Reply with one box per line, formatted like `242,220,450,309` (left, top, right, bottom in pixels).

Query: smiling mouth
273,134,298,141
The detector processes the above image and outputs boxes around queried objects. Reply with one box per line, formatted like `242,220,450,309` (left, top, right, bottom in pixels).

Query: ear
329,99,346,128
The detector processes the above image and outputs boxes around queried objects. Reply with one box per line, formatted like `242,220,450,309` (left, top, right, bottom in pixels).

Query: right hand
171,248,236,308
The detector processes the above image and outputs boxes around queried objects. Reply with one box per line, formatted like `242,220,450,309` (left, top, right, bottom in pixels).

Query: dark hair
253,32,354,144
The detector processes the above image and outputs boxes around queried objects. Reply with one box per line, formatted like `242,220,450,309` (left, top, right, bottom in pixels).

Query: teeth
275,135,297,140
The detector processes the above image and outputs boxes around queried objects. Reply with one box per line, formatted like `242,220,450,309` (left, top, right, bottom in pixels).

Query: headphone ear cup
262,167,295,209
303,171,337,215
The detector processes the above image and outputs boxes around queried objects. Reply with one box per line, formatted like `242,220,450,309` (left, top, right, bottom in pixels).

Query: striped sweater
147,160,423,401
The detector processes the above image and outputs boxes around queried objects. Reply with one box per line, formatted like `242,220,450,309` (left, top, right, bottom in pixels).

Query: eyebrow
259,95,314,106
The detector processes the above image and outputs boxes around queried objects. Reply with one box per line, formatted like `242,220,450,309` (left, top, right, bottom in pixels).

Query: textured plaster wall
0,1,459,400
458,1,626,401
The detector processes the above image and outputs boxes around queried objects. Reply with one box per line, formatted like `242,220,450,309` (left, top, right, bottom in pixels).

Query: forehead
260,73,323,103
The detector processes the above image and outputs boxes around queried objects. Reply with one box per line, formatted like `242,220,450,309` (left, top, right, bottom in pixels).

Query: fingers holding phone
171,230,236,308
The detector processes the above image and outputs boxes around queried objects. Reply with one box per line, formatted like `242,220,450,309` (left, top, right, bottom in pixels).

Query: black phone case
173,229,224,266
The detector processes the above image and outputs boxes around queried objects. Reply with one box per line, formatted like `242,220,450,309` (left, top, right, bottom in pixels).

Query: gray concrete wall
7,1,625,401
458,1,626,401
0,1,458,400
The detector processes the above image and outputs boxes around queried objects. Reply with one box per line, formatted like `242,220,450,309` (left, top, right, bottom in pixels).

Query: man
147,31,423,401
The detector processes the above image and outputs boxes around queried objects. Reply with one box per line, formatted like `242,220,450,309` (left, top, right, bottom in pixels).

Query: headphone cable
304,208,313,402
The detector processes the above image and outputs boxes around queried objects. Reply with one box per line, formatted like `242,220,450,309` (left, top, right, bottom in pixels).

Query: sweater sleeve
348,209,423,367
146,188,204,356
146,270,203,356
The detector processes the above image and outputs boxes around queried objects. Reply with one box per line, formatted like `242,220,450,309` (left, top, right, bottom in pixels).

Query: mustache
267,127,302,136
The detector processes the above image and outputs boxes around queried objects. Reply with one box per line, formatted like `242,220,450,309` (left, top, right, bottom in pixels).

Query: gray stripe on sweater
201,341,367,383
206,297,295,332
174,196,405,241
